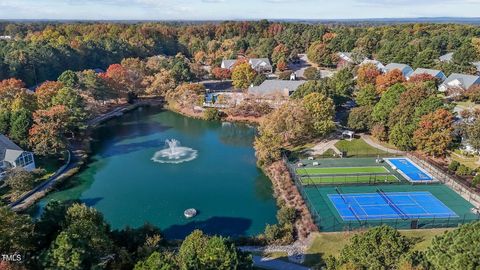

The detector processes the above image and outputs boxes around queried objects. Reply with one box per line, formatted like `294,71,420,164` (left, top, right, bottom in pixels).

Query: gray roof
248,80,306,97
443,73,480,90
249,58,272,69
338,52,353,61
221,60,237,69
439,52,454,62
411,68,446,78
385,63,414,77
0,134,23,162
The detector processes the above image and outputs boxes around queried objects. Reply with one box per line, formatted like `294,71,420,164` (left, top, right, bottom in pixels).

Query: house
438,73,480,93
439,52,454,62
221,58,273,73
248,79,306,97
472,61,480,75
360,59,387,73
220,60,237,70
0,134,35,179
385,63,414,78
410,68,447,82
337,52,355,69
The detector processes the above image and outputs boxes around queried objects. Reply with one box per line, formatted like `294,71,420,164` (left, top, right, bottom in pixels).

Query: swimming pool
385,158,435,183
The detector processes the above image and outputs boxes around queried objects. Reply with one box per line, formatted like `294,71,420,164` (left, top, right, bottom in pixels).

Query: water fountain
151,139,198,164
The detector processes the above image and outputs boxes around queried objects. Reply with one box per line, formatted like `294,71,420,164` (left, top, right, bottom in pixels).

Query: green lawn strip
296,166,387,175
334,138,388,157
301,175,398,185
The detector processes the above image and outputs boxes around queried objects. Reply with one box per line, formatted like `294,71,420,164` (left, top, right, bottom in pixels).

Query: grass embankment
304,228,453,266
335,138,389,157
297,166,388,175
450,152,479,170
300,175,399,185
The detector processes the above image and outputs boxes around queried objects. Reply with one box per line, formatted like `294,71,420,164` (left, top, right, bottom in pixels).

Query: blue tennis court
385,158,434,182
328,191,458,221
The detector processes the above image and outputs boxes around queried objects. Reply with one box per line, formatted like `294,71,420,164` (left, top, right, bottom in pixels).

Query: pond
37,107,277,239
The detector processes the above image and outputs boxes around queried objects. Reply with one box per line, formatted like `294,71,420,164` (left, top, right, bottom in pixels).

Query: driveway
252,256,312,270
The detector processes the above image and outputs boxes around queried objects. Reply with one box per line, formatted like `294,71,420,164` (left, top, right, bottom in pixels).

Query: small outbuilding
342,130,355,141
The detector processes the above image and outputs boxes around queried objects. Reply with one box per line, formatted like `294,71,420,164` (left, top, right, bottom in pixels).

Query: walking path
311,139,341,156
360,134,404,155
252,256,311,270
9,150,76,210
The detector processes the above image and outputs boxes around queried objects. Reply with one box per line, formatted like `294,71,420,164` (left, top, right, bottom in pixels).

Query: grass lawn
455,101,480,110
300,174,399,185
296,166,388,175
335,138,388,157
304,228,453,266
451,152,479,169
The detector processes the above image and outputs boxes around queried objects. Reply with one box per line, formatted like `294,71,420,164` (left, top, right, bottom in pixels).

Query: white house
439,73,480,93
385,63,414,78
0,134,36,179
410,68,447,82
360,59,387,73
221,58,273,73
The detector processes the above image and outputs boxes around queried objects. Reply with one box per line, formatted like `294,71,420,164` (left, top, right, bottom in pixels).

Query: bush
303,67,321,80
455,164,472,176
203,108,222,121
371,123,388,141
472,174,480,187
448,160,460,172
278,71,293,80
252,74,266,86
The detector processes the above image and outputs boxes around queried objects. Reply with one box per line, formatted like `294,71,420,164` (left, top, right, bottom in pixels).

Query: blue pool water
386,158,433,182
328,191,458,221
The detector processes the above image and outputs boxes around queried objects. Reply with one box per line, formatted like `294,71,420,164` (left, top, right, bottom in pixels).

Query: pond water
37,107,277,239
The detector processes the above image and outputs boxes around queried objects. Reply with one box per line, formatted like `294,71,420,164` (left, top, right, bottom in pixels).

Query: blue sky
0,0,480,20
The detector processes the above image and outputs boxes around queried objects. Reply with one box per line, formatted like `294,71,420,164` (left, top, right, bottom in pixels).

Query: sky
1,0,480,20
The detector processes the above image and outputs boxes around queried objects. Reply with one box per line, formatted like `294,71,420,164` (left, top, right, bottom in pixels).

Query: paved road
252,256,311,270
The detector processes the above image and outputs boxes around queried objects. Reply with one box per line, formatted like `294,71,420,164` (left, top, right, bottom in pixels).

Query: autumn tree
231,62,257,89
303,67,321,80
356,63,381,88
35,81,64,109
307,41,335,67
0,206,34,255
51,87,88,134
145,69,176,96
466,118,480,152
348,106,373,132
0,78,27,108
211,67,232,80
375,69,405,94
29,105,70,156
4,168,37,200
79,70,116,102
302,92,336,137
413,109,454,157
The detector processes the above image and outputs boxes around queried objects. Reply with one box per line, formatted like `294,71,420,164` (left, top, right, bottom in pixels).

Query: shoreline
11,98,164,212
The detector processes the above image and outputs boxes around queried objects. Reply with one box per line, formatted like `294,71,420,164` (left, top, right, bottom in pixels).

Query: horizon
1,0,480,21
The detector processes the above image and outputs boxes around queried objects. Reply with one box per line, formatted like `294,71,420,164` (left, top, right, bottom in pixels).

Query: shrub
371,123,388,141
472,174,480,187
203,108,222,121
278,71,293,80
252,74,266,86
303,67,321,80
448,160,460,172
455,164,472,176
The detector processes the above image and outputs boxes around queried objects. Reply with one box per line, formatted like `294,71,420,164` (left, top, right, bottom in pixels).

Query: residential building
439,52,454,62
385,63,414,78
248,79,306,98
221,58,273,73
0,134,35,179
360,59,387,73
472,61,480,75
439,73,480,93
336,52,355,69
410,68,447,82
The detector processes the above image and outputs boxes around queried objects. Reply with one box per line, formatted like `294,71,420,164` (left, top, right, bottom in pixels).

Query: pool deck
384,157,437,183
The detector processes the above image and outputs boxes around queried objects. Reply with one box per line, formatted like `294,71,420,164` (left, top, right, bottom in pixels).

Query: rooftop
0,134,23,162
248,79,306,97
